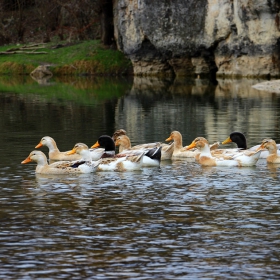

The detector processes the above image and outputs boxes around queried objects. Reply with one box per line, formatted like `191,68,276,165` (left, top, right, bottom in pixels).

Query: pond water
0,75,280,279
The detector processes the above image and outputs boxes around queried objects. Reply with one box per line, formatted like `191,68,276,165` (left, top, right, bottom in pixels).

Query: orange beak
186,141,196,150
67,148,76,155
256,144,265,152
165,136,173,142
35,142,43,148
91,141,100,149
222,136,232,145
21,156,32,164
115,139,120,146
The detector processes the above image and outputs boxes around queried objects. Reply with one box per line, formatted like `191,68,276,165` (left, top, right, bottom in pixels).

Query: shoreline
252,80,280,93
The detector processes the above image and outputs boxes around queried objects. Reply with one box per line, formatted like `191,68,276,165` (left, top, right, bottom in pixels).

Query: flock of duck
21,130,280,175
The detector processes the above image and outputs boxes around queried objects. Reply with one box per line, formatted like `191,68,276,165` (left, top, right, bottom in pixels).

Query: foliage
0,40,132,75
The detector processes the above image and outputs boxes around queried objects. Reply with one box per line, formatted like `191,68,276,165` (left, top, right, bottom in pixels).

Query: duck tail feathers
135,152,145,163
145,146,162,162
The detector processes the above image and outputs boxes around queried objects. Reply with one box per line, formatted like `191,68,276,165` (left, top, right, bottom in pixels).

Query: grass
0,40,132,76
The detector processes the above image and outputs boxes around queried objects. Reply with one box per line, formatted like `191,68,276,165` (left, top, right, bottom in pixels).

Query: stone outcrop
114,0,280,78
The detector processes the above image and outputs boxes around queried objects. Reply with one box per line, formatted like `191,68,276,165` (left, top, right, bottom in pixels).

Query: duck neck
47,140,60,153
101,151,115,158
239,140,247,150
104,141,115,153
199,144,212,157
174,135,183,151
234,134,247,149
35,157,49,173
267,145,277,155
119,138,131,153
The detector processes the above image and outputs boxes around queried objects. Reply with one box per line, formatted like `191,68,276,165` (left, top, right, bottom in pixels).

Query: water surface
0,76,280,279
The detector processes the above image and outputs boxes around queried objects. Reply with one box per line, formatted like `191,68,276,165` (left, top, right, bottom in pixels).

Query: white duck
186,137,263,167
21,143,100,174
35,136,104,161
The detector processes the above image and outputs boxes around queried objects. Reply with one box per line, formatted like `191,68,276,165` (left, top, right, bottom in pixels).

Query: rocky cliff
113,0,280,78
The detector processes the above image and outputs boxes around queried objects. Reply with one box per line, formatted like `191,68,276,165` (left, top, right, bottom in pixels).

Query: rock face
114,0,280,78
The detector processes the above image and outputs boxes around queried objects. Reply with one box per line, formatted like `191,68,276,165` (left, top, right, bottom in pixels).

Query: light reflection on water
0,76,280,279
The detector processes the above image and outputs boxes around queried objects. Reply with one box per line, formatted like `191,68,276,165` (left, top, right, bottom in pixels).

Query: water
0,76,280,279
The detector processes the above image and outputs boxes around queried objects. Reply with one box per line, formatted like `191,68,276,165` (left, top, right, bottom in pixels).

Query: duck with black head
91,135,116,158
222,131,280,159
222,132,248,149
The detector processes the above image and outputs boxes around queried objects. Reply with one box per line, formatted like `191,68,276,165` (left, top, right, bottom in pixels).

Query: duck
115,134,172,161
35,136,82,161
91,135,116,158
222,131,280,158
92,135,162,167
222,132,248,150
186,137,263,167
256,139,280,163
165,131,200,158
35,136,104,161
67,142,143,172
21,144,100,174
112,128,127,141
165,131,239,160
113,129,173,160
117,145,162,167
95,152,145,171
67,143,95,161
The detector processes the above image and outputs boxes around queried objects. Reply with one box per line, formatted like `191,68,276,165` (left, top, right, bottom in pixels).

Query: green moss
0,40,132,76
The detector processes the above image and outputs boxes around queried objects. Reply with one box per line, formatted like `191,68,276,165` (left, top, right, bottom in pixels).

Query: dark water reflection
0,76,280,279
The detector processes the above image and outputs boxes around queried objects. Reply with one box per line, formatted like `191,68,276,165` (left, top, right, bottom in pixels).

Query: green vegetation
0,40,132,76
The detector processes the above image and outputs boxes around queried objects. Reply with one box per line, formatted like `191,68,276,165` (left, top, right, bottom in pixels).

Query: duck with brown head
257,139,280,164
187,137,263,167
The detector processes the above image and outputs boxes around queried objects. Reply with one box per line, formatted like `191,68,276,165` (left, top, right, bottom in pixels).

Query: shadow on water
0,75,280,279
